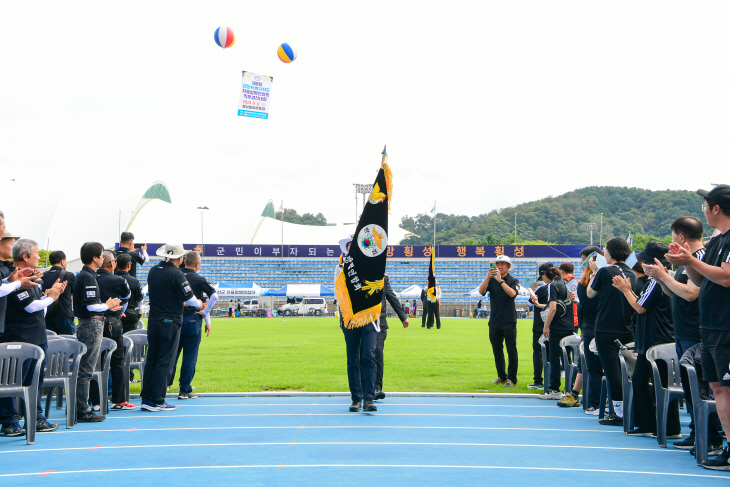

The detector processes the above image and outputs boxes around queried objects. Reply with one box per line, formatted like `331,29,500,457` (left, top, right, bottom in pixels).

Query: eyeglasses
702,203,708,211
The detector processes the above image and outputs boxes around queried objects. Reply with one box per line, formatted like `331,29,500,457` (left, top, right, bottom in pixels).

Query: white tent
397,285,423,298
270,284,335,297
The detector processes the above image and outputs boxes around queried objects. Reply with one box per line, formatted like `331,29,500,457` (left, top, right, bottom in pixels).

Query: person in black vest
479,255,520,387
586,236,637,426
168,251,218,399
0,239,66,436
426,281,442,329
42,250,76,335
372,275,409,400
73,242,122,423
614,241,679,437
115,253,144,335
644,216,721,450
539,266,576,400
528,268,550,390
141,244,200,412
115,232,149,278
0,228,39,342
420,288,430,327
93,251,133,411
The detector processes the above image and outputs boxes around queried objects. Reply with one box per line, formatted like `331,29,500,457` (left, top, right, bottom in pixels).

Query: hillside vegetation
401,187,708,248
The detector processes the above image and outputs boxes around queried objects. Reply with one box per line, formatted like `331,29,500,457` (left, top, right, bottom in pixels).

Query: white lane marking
167,403,562,408
0,464,726,480
0,441,687,455
47,425,627,434
98,413,595,420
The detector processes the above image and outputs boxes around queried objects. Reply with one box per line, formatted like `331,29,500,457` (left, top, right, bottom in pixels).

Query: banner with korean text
238,71,273,119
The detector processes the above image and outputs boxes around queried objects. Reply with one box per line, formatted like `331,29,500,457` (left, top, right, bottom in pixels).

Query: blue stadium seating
135,258,583,304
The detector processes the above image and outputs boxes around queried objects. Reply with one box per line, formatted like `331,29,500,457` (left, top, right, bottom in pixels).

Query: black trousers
373,326,388,391
532,329,544,384
90,334,126,405
421,301,430,327
426,301,441,329
342,323,378,402
141,320,182,405
595,330,633,403
549,330,575,392
489,321,518,383
632,353,681,435
582,332,603,409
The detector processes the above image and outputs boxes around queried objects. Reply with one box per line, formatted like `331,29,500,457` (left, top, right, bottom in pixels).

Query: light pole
197,206,209,256
600,213,603,249
353,183,373,222
584,222,596,245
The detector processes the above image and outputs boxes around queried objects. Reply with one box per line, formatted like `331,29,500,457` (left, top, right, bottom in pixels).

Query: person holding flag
335,146,396,413
425,248,442,329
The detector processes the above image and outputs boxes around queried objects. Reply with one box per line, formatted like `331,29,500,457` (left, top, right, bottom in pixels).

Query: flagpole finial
382,145,387,156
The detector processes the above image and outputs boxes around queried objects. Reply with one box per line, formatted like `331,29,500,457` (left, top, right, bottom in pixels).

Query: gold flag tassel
381,146,393,214
335,272,383,329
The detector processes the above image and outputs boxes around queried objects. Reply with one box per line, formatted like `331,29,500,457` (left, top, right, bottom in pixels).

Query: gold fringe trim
382,159,393,214
335,271,382,329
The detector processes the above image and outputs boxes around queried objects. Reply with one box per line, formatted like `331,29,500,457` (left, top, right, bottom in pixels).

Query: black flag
336,146,393,329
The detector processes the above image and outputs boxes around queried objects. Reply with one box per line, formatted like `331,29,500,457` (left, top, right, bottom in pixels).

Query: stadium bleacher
136,257,583,305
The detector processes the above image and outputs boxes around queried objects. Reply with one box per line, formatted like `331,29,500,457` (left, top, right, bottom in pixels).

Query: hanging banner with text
238,71,273,119
135,244,585,259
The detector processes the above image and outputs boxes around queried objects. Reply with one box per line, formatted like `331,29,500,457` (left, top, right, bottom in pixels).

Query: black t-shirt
41,266,75,320
532,284,549,332
576,282,598,334
591,263,637,335
181,268,216,317
147,260,195,323
699,232,730,331
546,277,574,333
672,248,705,341
73,266,102,319
116,247,146,278
116,270,143,305
2,285,47,345
0,261,14,334
634,278,674,354
96,269,130,318
484,273,519,324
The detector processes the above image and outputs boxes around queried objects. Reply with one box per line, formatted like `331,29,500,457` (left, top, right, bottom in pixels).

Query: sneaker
598,413,623,426
626,428,654,437
492,378,506,385
0,423,25,437
140,401,161,412
504,380,516,388
36,419,58,432
538,390,562,400
111,401,136,410
703,446,730,470
557,392,581,407
77,411,106,423
178,391,199,400
650,432,683,439
526,382,544,390
131,378,140,383
374,390,386,400
584,407,600,416
156,402,176,411
349,401,362,412
673,434,695,450
363,399,377,412
92,404,101,412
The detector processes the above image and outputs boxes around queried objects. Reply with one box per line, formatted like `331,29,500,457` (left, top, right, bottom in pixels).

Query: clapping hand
642,258,669,280
106,297,123,312
666,242,692,265
611,275,632,294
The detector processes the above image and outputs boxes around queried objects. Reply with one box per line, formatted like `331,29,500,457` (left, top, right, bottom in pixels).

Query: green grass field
131,317,553,395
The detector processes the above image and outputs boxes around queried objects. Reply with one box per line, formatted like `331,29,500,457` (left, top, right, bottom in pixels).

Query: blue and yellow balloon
277,43,297,63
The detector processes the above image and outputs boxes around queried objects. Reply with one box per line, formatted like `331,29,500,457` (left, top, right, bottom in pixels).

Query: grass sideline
131,317,558,395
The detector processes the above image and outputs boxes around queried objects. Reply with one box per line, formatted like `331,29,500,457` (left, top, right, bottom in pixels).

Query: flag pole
432,201,436,251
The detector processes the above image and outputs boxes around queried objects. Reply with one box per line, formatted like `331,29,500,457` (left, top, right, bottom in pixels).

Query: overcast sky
1,2,728,245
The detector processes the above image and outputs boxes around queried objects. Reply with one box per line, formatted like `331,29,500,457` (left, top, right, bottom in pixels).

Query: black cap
538,262,553,277
698,184,730,210
638,241,670,267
